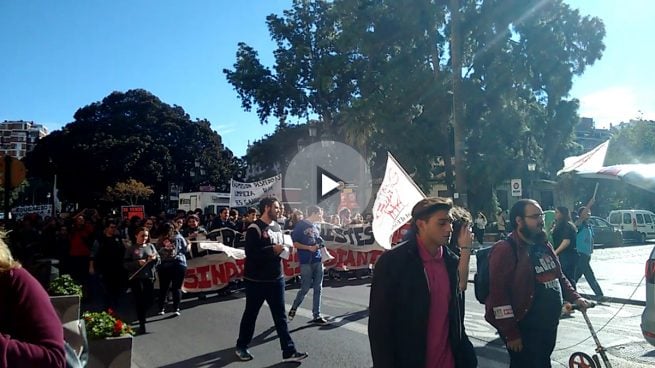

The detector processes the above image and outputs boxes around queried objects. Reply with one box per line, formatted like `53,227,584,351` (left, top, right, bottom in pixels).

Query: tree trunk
450,0,468,207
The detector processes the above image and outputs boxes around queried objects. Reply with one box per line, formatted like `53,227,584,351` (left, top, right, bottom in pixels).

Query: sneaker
235,348,254,361
283,351,308,362
158,309,166,316
174,309,181,316
310,316,329,325
288,308,296,321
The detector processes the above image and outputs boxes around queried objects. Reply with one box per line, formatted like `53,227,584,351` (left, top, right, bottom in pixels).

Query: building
0,120,48,159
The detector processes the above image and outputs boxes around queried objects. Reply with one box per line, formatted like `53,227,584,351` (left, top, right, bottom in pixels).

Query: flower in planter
83,309,134,340
48,274,83,297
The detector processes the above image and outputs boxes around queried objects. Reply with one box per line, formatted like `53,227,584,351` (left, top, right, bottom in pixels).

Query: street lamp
527,161,536,199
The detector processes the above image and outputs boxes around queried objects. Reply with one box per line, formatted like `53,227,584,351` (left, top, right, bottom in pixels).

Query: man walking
235,197,308,362
288,205,328,325
369,197,477,368
485,199,590,367
574,206,605,301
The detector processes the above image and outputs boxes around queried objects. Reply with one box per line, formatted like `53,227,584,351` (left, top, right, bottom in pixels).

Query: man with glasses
485,199,590,367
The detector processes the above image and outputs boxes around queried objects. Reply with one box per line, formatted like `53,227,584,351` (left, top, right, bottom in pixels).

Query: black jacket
369,237,477,368
243,219,283,282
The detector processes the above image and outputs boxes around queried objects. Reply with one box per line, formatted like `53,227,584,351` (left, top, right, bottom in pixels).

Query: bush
48,274,83,297
83,309,133,340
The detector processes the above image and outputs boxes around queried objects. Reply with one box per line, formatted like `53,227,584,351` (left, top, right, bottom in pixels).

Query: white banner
557,139,609,176
229,174,282,207
372,153,425,249
12,205,53,219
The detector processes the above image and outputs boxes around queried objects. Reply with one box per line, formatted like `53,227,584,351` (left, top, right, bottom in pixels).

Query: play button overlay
284,141,372,212
318,166,344,200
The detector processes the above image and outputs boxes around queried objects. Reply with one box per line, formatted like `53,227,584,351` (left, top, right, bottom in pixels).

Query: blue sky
1,1,653,157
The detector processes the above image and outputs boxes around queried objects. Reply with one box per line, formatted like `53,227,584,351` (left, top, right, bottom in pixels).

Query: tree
225,0,606,211
24,89,240,210
105,179,154,205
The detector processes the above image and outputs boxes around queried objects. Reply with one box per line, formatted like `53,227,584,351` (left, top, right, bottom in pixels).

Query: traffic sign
511,178,522,197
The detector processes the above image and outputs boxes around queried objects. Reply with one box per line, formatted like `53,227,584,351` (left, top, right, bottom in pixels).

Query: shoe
283,351,308,362
288,308,296,321
235,348,254,361
310,316,329,325
174,309,181,316
158,309,165,316
137,325,146,335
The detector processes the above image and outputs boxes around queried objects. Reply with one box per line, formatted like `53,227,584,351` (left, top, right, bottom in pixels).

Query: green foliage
83,309,133,340
605,120,655,165
24,89,241,209
48,274,83,297
225,0,606,210
105,179,154,205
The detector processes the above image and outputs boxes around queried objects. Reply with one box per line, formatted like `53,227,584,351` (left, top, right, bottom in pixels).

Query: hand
457,224,474,248
311,245,319,252
138,259,147,266
273,244,284,255
149,253,157,261
506,338,523,352
574,297,591,311
458,279,468,292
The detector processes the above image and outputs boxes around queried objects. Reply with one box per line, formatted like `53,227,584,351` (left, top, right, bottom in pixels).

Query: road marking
285,303,370,336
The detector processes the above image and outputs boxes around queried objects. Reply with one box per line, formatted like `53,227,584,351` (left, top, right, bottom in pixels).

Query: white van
607,210,655,243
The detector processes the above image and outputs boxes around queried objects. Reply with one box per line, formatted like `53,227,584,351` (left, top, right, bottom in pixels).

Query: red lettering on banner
211,263,227,285
345,251,356,266
356,251,368,267
224,260,241,281
184,268,198,289
197,265,211,288
369,250,383,265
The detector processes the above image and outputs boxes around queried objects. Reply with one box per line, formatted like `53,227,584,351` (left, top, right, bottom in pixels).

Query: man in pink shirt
369,197,478,368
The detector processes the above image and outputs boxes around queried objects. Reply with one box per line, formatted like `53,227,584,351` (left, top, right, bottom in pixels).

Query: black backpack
473,237,517,304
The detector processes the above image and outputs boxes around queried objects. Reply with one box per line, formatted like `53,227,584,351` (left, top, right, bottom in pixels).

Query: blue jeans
236,279,295,355
291,262,324,318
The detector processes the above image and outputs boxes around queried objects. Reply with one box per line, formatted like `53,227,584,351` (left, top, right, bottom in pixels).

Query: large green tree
225,0,605,212
24,89,239,210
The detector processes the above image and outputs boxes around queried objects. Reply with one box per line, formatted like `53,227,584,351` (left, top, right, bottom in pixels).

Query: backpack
473,237,517,304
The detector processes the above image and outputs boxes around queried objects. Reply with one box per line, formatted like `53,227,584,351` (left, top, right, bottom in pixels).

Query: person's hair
246,207,258,215
307,205,321,217
411,197,453,232
229,209,238,217
259,197,279,215
187,214,200,221
158,222,176,240
509,199,539,231
0,238,20,272
104,219,117,229
449,206,472,249
577,206,588,216
556,206,571,223
220,207,229,215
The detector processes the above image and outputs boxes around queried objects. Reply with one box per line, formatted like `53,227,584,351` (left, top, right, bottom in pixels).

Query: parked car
642,246,655,346
608,209,655,243
587,216,623,246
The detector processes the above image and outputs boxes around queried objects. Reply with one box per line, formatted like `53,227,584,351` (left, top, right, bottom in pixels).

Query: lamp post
527,161,536,199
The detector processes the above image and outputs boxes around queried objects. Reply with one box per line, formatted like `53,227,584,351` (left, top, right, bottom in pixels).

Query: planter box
87,336,133,368
50,295,81,324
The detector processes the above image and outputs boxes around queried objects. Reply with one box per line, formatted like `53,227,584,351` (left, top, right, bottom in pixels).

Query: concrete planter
49,295,81,324
87,335,133,368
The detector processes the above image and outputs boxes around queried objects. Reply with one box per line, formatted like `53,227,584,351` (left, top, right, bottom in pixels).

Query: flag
557,140,609,176
576,163,655,193
372,153,426,249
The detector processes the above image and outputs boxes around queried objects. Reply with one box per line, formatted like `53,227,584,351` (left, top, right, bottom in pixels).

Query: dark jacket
243,219,283,282
484,232,580,341
368,237,477,368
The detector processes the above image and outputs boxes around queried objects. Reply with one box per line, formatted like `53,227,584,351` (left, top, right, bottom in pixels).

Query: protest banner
121,205,145,221
372,153,425,249
229,174,282,207
11,204,53,219
182,222,386,292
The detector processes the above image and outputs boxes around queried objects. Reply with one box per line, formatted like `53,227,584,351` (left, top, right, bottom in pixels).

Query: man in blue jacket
574,206,605,301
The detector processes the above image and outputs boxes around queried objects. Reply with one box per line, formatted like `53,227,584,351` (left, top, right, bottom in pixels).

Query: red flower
114,320,123,334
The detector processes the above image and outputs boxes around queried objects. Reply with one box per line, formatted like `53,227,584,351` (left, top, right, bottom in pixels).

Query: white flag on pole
372,153,426,249
557,140,609,176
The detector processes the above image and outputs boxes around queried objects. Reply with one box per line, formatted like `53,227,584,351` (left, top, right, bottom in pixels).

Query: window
609,213,620,224
646,215,653,224
623,213,631,224
637,214,645,224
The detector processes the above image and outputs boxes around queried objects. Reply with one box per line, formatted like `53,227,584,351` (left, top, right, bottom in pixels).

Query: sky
1,1,654,157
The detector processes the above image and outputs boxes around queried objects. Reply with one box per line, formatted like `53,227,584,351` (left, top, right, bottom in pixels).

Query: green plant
48,274,83,297
83,309,134,340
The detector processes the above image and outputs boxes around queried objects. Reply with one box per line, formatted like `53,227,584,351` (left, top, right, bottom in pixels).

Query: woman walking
473,212,487,245
156,221,190,316
124,226,159,334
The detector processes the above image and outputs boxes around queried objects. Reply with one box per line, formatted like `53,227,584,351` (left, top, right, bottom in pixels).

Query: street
130,242,655,368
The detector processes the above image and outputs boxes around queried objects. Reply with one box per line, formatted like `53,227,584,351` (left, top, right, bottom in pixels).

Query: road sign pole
4,155,11,221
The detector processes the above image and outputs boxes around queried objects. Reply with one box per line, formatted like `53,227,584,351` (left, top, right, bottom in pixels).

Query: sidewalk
469,242,652,306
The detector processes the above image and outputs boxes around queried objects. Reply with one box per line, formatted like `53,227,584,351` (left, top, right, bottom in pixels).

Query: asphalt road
128,242,655,368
